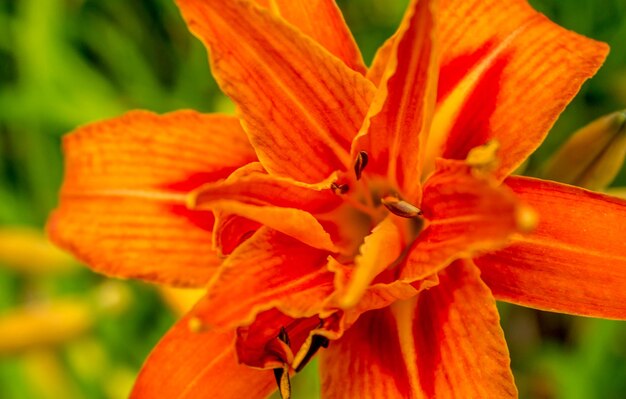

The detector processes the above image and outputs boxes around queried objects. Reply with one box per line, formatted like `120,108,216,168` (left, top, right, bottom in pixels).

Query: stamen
293,335,330,372
354,151,369,180
381,196,423,218
330,182,349,195
278,326,291,346
274,327,292,399
273,365,291,399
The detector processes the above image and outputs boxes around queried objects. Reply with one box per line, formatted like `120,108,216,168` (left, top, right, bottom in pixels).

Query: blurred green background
0,0,625,398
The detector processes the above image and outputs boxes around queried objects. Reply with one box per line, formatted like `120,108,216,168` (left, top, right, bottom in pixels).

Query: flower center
327,151,424,261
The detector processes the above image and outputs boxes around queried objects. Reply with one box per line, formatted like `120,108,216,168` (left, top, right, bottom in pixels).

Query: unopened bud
542,110,626,191
0,227,75,274
605,187,626,199
0,301,92,355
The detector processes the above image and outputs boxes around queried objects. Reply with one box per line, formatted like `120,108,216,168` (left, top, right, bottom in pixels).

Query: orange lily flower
47,0,626,397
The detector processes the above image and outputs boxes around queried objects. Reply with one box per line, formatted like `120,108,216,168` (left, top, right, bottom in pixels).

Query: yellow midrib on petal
423,19,534,179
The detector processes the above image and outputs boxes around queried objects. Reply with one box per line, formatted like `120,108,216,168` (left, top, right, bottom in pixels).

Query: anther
330,182,349,195
354,151,369,180
273,365,291,399
294,335,330,372
381,195,423,218
274,327,292,399
278,326,291,346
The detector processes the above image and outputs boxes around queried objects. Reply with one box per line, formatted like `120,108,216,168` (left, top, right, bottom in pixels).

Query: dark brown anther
354,150,369,180
278,326,291,346
274,326,292,399
273,364,291,399
330,182,349,195
381,195,423,218
294,335,330,372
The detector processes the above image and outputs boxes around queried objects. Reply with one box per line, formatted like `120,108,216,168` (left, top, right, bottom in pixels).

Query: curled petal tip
338,291,361,310
466,139,500,173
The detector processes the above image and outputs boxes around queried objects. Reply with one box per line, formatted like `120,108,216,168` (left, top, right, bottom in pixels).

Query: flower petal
319,307,414,398
423,0,608,178
320,260,517,398
189,162,339,251
193,227,334,329
399,160,526,281
177,0,376,182
47,110,256,286
212,212,261,256
476,176,626,319
338,216,403,308
255,0,366,73
352,0,438,201
366,34,396,87
193,200,336,251
189,163,340,213
131,313,275,399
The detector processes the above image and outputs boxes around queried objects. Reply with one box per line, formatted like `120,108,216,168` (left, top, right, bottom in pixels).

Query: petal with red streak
423,0,608,179
47,110,256,286
353,0,438,201
476,176,626,320
320,260,517,398
399,159,524,282
194,227,335,329
366,33,396,87
320,307,414,398
131,312,275,399
177,0,376,182
189,164,340,213
190,162,339,251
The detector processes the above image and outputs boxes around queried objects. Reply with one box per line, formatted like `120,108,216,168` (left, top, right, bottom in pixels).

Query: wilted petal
476,176,626,320
235,308,342,370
